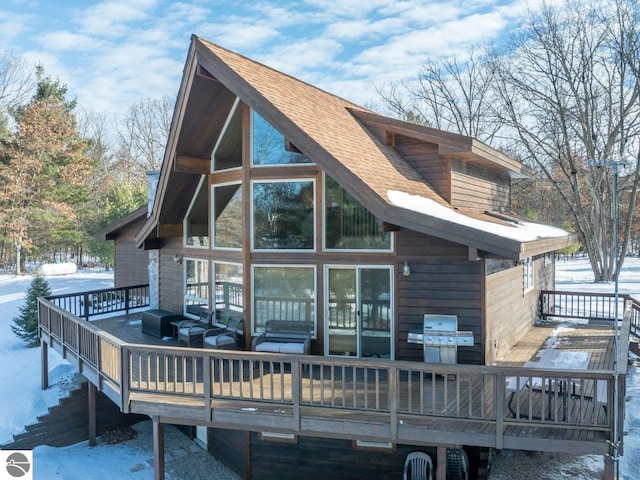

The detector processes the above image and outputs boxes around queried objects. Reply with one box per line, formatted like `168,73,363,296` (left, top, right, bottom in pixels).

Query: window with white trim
213,182,242,249
251,110,311,166
252,265,316,335
252,179,315,251
184,258,209,318
324,174,391,251
184,176,209,248
523,257,534,292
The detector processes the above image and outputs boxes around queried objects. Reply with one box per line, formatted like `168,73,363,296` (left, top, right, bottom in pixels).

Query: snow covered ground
0,258,638,479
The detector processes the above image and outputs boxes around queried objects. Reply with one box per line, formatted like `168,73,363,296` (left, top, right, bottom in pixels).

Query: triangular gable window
184,176,209,247
212,98,242,171
251,111,312,165
324,175,391,251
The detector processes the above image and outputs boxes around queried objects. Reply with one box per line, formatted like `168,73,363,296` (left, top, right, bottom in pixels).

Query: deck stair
1,381,146,450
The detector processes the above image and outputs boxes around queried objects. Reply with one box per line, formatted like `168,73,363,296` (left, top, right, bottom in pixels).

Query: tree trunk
14,239,21,275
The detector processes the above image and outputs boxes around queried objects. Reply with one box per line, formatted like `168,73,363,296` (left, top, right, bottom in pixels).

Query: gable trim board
136,35,574,261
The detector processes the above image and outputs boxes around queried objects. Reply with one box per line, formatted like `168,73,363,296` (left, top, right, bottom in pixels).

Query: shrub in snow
11,274,52,346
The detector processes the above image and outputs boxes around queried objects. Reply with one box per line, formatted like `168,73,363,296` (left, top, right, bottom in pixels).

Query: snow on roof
387,190,570,243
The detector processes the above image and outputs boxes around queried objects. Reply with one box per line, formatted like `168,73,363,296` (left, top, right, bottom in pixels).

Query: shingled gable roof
137,35,576,260
95,206,147,241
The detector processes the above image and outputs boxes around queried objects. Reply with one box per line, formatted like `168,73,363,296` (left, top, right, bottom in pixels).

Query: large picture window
252,266,315,334
184,258,209,318
252,111,311,165
213,183,242,249
324,175,391,251
184,177,209,247
252,180,315,250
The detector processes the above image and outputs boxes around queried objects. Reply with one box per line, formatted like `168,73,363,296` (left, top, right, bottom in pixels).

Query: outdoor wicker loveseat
251,320,313,355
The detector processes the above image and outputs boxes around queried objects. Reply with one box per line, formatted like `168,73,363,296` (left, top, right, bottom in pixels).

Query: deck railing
38,287,631,453
539,290,627,321
44,284,150,320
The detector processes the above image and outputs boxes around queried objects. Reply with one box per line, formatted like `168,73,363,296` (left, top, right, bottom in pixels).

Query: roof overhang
350,109,532,179
383,190,577,260
95,206,147,241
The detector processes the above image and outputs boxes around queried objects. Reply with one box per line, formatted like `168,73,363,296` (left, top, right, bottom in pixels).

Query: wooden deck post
88,382,97,446
603,455,614,480
41,339,49,390
153,416,165,480
436,446,447,480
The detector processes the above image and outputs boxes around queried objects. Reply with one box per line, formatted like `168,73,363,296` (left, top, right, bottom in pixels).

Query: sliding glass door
325,266,393,358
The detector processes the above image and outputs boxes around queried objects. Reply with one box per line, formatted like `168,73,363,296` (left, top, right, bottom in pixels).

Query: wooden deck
37,295,632,457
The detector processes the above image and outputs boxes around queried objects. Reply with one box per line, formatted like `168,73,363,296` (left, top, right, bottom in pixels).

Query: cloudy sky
0,0,535,118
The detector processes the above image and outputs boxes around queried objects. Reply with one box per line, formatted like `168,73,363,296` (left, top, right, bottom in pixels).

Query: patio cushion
254,342,306,354
179,326,206,336
254,342,286,353
278,342,305,354
204,334,235,347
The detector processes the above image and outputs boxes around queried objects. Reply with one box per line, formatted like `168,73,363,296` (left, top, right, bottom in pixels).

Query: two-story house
36,35,634,480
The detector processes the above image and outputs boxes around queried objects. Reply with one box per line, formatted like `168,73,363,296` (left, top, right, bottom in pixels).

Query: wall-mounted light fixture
402,260,411,277
173,254,182,265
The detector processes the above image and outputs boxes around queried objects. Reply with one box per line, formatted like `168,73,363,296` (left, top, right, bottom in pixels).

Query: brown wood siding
396,229,483,365
393,134,451,202
209,428,249,478
249,433,436,480
450,159,510,211
484,256,553,364
113,221,149,288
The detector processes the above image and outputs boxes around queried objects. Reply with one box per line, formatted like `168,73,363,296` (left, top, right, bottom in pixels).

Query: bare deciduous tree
0,51,34,114
115,96,173,178
377,48,501,142
378,0,640,282
493,0,640,281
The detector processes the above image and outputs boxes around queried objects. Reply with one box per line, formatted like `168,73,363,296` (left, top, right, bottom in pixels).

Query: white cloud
0,9,32,46
260,37,343,77
203,21,281,50
0,0,533,126
301,0,390,18
325,17,406,42
40,31,102,52
75,0,157,38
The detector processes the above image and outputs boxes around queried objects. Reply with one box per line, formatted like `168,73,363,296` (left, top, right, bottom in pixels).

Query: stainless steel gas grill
407,314,474,364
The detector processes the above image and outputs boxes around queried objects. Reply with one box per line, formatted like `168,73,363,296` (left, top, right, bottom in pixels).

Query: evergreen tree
0,67,92,273
11,274,51,345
